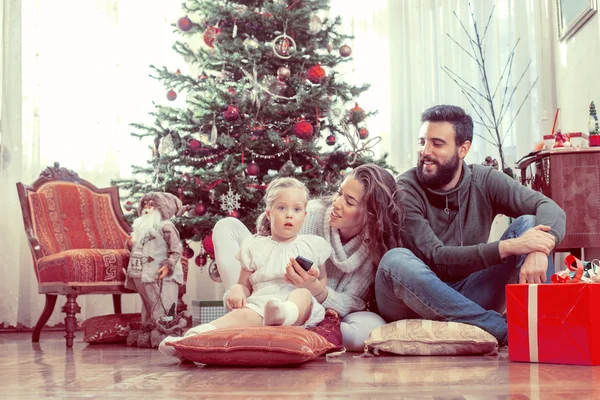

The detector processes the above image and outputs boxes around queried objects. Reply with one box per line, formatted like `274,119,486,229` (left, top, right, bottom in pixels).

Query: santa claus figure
125,192,187,348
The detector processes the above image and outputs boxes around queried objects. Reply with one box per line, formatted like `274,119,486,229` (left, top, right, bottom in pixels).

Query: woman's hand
225,285,247,310
285,257,322,295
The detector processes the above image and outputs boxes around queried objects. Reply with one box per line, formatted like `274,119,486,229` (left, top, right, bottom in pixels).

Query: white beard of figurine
131,208,162,243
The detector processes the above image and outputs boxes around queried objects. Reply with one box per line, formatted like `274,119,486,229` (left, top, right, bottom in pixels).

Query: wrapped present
506,255,600,365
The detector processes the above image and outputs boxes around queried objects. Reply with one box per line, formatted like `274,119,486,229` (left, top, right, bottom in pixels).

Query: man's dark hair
421,105,473,145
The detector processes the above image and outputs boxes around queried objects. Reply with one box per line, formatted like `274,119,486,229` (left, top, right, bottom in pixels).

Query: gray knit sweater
299,199,373,317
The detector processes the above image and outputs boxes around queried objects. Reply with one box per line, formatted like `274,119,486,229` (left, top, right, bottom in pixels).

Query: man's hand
500,225,556,257
519,251,549,284
226,285,247,310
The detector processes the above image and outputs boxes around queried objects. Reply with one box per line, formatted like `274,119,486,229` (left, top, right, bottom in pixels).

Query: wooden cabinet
517,148,600,251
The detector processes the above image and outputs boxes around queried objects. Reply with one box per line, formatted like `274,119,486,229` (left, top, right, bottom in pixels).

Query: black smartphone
295,256,314,272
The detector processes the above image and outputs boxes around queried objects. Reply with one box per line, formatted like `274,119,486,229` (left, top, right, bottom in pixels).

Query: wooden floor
2,331,599,399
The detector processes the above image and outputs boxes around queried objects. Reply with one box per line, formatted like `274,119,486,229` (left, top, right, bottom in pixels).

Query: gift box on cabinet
506,283,600,365
192,300,228,326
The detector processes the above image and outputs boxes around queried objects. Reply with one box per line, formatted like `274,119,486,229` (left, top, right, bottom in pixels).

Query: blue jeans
374,215,554,343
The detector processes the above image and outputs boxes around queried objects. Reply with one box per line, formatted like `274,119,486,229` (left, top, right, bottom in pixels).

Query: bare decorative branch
444,2,537,174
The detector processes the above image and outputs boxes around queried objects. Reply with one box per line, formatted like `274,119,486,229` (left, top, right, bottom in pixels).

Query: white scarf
322,205,371,274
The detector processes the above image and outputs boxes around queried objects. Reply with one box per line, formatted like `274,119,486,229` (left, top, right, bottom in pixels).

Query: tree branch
446,34,479,64
498,59,532,126
501,77,539,143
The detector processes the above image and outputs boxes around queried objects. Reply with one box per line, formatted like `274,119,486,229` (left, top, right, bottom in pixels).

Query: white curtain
1,0,542,328
0,0,214,328
330,0,540,174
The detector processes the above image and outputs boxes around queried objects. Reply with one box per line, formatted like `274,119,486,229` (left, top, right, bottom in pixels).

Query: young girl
159,177,331,359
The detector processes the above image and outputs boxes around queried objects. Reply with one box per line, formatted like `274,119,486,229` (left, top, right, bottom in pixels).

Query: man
375,105,566,345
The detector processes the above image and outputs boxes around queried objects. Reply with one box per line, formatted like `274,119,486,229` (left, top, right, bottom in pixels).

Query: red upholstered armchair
17,163,188,347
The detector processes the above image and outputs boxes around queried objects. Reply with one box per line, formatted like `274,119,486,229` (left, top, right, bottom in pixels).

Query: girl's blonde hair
256,177,310,236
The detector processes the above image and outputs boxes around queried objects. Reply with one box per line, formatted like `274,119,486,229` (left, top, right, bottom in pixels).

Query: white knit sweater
299,199,374,317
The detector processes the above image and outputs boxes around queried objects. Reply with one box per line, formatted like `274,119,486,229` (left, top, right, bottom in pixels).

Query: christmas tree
113,0,393,260
589,101,599,135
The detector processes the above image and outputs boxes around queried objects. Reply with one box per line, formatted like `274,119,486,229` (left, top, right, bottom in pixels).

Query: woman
213,163,404,351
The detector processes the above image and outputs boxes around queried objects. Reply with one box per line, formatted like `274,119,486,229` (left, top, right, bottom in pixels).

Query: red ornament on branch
203,26,221,48
124,201,133,211
326,135,336,146
222,104,240,122
247,163,261,176
189,139,202,153
306,64,326,84
166,90,177,101
195,254,208,267
359,128,369,139
182,246,194,259
292,118,314,140
194,202,207,216
177,17,193,32
349,103,366,124
339,44,352,57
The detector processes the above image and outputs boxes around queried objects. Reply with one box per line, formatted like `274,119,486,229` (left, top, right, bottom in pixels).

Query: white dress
236,234,331,327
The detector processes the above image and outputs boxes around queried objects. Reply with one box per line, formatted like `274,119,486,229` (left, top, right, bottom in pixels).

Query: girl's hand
226,287,247,311
285,257,321,293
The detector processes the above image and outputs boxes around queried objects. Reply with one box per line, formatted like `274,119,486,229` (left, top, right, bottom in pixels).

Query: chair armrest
28,237,45,259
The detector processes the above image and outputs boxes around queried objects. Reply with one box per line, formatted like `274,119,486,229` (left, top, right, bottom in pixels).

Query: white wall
545,0,600,263
552,2,600,133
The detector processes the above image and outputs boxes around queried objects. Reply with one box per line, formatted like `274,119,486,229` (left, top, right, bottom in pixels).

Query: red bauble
339,44,352,57
247,163,261,176
194,202,207,216
292,119,314,140
223,104,240,122
177,17,193,32
349,103,366,124
202,234,215,258
326,135,336,146
229,210,241,218
189,139,202,152
359,128,369,139
195,254,208,267
306,64,326,84
203,26,221,48
182,246,194,259
124,201,133,211
166,90,177,101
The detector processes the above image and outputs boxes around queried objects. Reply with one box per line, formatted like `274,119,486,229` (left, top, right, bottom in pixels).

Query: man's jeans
374,215,554,343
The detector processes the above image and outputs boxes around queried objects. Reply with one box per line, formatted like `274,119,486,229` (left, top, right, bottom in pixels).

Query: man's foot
264,299,299,326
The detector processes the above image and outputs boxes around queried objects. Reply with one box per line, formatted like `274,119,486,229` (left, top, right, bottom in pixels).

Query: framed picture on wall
556,0,597,41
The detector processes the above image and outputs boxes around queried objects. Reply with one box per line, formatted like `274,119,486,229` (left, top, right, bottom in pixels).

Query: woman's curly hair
349,164,405,269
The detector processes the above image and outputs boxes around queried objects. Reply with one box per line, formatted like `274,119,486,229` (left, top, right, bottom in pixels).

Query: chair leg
112,294,122,314
32,294,58,343
61,294,81,348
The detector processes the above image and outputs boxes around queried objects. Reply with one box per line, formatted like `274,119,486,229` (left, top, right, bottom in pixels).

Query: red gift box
506,283,600,365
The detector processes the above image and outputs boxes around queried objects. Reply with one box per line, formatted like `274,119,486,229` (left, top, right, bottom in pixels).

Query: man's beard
131,209,162,243
416,150,461,190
